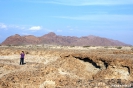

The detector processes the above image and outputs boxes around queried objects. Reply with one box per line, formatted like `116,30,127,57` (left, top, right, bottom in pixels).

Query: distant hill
1,32,130,46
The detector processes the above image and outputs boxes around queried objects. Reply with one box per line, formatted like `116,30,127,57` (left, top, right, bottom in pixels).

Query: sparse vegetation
131,48,133,51
104,46,108,48
116,46,122,49
7,45,12,47
83,46,90,47
26,51,29,54
70,45,75,47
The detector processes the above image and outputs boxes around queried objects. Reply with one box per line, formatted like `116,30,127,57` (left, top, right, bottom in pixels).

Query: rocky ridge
1,32,129,46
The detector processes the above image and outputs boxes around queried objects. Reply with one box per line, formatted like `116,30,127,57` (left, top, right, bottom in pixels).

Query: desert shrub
83,46,90,47
70,46,75,47
116,46,122,49
104,46,108,48
26,51,29,54
131,48,133,51
7,45,12,47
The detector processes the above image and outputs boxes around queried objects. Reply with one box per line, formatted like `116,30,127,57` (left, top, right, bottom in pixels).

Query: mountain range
1,32,130,46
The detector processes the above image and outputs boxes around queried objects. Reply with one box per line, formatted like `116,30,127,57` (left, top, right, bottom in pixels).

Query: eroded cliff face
0,46,133,88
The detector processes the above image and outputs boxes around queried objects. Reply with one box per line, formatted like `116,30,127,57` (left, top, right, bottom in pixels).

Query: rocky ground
0,45,133,88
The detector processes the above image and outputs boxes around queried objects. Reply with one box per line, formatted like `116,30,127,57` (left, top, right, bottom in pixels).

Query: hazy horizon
0,0,133,45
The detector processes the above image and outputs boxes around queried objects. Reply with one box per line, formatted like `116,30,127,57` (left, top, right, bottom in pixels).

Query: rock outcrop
0,45,133,87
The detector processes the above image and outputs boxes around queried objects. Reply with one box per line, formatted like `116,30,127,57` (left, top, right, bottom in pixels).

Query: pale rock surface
0,45,133,88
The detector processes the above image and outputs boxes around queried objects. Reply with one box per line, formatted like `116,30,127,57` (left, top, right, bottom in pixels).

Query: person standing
20,51,25,65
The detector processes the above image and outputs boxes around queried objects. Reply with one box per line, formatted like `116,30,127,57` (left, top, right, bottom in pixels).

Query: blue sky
0,0,133,45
